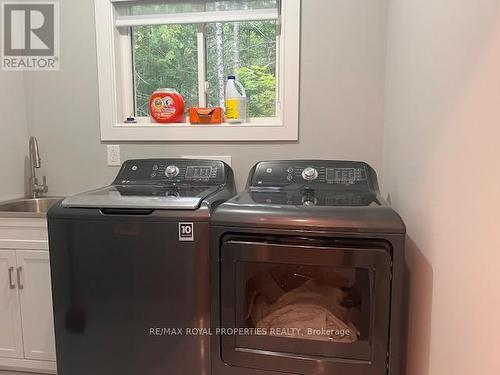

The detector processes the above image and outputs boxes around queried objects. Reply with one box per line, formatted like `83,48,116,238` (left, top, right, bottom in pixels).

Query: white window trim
115,8,279,27
94,0,301,142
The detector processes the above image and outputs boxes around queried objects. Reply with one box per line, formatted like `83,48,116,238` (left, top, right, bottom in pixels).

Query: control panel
249,160,376,192
114,159,227,185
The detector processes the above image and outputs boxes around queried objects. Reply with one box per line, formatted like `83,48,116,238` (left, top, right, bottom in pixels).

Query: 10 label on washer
179,222,194,241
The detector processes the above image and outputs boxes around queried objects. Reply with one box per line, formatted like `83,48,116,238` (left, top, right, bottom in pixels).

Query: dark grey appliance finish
211,160,406,375
48,159,235,375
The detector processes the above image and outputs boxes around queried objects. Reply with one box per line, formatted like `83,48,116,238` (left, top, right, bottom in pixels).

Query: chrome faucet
29,136,48,198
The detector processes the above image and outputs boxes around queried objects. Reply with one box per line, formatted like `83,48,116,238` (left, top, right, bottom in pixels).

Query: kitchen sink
0,197,63,214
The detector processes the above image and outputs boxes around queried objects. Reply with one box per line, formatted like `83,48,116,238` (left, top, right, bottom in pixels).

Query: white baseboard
0,357,56,374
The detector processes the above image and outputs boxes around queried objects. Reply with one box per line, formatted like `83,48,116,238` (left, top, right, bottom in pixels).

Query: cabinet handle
16,267,24,290
8,266,15,289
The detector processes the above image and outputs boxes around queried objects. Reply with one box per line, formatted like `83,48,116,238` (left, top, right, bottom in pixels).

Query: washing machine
211,160,406,375
48,159,235,375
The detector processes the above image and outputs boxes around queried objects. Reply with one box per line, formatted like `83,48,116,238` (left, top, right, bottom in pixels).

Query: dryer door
220,237,392,375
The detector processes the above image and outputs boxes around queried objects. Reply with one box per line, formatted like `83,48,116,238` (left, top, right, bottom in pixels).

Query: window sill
101,118,298,142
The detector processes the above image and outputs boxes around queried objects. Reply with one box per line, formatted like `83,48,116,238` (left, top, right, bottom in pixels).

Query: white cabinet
16,250,56,361
0,217,56,374
0,250,24,359
0,249,56,364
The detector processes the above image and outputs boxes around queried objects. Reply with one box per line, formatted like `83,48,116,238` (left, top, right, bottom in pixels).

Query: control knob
165,165,180,178
302,197,318,206
302,167,318,181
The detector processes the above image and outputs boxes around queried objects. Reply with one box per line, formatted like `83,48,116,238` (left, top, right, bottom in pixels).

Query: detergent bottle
225,75,247,123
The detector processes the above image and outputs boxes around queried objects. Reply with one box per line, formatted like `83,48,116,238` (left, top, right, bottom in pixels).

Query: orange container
189,107,223,124
149,89,185,123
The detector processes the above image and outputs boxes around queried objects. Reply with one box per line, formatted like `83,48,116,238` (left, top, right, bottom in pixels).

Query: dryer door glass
238,263,369,347
219,238,392,375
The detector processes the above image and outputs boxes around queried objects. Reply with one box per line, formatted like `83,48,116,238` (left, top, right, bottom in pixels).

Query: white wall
384,1,500,374
0,72,29,201
22,0,388,195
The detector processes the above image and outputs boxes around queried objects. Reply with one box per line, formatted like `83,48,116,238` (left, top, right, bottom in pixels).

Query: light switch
107,145,121,166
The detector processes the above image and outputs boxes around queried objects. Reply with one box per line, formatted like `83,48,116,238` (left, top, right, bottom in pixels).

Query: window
94,0,301,141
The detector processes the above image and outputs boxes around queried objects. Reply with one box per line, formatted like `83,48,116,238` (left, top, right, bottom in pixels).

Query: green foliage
206,20,277,117
237,66,276,117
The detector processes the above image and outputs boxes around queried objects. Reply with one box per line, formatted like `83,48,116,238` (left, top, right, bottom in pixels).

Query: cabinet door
0,249,24,359
16,250,56,361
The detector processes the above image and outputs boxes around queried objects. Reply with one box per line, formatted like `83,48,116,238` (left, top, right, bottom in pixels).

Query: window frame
94,0,301,141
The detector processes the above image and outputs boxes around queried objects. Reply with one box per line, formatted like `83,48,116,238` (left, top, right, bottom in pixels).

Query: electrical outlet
182,155,232,166
107,145,121,166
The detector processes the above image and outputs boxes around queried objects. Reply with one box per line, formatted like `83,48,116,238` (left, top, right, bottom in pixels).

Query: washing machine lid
61,184,220,210
62,158,234,210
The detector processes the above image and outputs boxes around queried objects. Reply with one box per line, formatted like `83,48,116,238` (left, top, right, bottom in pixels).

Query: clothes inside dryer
242,263,369,343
